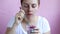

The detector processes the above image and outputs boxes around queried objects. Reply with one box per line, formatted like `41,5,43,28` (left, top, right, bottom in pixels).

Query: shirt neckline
20,16,40,34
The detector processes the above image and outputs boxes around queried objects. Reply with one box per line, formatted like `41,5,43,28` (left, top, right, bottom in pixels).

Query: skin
5,0,50,34
21,0,39,21
21,0,40,34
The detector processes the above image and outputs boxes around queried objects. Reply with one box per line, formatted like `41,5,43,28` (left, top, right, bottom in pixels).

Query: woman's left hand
30,27,40,34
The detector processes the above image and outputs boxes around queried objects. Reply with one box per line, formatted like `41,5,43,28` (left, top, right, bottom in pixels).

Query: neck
26,16,35,21
22,16,38,26
25,16,38,23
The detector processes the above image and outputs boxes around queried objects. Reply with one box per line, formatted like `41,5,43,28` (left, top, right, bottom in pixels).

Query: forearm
5,23,17,34
6,27,16,34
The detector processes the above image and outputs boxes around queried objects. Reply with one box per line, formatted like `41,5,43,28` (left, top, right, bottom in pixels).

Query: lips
26,13,33,16
26,12,33,15
27,13,32,15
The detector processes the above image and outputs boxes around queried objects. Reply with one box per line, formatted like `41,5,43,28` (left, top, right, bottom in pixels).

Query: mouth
27,12,33,15
27,14,32,15
26,13,33,16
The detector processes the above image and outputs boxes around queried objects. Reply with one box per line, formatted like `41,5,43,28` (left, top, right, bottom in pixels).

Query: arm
5,28,11,34
5,22,17,34
5,9,25,34
5,28,16,34
5,16,15,34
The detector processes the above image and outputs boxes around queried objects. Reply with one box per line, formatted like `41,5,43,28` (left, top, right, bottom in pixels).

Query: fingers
15,7,25,24
16,7,25,20
19,7,25,14
18,16,21,20
15,13,21,21
19,7,25,19
30,28,39,33
29,26,40,34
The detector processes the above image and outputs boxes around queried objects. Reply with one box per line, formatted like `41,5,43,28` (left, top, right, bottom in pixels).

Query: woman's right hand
15,8,25,25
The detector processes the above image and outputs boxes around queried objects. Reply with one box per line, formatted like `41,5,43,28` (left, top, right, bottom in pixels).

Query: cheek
22,7,27,11
22,6,28,12
33,8,38,13
22,8,28,14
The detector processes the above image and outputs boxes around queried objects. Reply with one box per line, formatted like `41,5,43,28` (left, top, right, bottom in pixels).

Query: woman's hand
30,28,40,34
29,26,40,34
15,8,25,24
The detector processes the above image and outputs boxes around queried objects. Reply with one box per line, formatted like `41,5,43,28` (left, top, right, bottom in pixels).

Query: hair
21,0,40,5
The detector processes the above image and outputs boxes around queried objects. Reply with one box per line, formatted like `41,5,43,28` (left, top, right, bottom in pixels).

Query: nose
28,6,32,12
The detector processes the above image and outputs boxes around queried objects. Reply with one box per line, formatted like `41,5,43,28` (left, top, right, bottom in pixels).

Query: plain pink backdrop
0,0,60,34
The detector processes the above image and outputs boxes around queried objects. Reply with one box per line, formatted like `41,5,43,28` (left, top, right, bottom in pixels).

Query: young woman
5,0,50,34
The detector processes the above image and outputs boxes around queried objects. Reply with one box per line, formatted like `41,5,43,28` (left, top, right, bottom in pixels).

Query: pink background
0,0,60,34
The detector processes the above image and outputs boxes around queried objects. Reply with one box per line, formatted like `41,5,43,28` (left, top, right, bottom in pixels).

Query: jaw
25,15,36,22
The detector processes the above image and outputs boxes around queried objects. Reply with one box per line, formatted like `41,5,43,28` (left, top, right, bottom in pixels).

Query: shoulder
38,16,50,33
37,16,50,27
38,16,49,23
38,16,48,20
7,16,15,28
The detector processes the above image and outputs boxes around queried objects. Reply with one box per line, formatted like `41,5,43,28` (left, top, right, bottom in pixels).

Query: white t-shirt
7,16,50,34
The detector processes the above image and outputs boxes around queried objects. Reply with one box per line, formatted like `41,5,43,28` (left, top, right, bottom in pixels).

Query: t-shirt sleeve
7,16,15,28
42,17,50,33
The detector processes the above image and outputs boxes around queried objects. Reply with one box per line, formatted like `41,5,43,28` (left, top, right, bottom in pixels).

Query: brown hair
21,0,40,5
